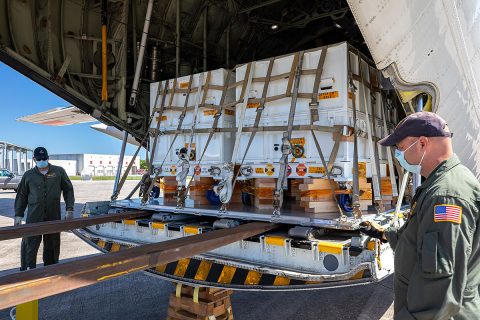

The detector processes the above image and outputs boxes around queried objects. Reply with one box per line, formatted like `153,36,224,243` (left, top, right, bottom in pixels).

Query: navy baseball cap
33,147,49,159
379,112,452,147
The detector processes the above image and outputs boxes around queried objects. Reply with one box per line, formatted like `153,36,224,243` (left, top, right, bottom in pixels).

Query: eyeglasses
35,157,48,161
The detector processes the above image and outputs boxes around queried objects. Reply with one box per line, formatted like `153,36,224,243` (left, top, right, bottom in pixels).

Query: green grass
68,176,142,181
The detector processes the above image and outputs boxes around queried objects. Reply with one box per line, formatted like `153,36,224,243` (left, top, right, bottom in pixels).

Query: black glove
359,221,387,243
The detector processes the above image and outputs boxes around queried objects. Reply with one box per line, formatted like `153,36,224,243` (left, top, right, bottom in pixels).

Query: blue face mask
36,160,49,169
394,140,425,174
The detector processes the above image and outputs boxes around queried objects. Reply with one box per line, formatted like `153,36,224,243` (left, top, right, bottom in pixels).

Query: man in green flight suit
360,112,480,319
14,147,75,270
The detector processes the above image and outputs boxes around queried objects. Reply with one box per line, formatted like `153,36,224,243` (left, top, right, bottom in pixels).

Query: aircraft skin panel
347,0,480,178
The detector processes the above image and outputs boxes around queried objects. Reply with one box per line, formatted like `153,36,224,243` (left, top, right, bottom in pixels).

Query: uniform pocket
422,231,453,277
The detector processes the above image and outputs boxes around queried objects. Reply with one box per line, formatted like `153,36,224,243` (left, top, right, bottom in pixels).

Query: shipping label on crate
247,102,261,109
318,91,339,100
203,109,217,116
179,81,190,89
155,115,167,122
203,108,234,116
290,137,305,145
255,167,265,174
308,166,326,174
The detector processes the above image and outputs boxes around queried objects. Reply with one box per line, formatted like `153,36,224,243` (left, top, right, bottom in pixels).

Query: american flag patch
434,204,462,224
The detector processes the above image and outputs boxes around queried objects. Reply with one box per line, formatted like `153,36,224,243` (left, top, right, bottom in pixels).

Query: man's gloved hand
359,221,387,243
65,210,74,220
14,216,23,226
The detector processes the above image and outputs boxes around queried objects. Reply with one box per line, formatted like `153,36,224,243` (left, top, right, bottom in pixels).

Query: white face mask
394,139,426,174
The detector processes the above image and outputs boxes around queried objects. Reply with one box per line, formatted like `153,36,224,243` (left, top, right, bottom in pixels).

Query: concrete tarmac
0,180,394,320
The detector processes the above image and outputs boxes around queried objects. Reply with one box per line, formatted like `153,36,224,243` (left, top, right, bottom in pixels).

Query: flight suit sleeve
14,175,29,217
395,195,476,320
60,168,75,211
384,226,403,251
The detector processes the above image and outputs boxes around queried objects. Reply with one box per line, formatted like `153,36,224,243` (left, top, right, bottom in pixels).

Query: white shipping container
233,42,390,180
150,68,235,130
150,69,237,176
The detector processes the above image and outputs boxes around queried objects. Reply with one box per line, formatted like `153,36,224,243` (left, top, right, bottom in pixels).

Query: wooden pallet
298,178,340,215
161,177,178,203
253,178,275,210
285,179,302,201
189,177,215,205
167,285,234,320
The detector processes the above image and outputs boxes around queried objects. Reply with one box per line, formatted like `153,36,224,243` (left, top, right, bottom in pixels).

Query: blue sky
0,62,139,157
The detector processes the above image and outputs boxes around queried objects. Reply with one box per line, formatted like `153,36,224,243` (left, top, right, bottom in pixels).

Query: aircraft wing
17,107,140,146
17,106,96,126
347,0,480,177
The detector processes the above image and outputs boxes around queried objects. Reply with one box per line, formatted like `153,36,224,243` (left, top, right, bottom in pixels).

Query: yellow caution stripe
317,241,344,254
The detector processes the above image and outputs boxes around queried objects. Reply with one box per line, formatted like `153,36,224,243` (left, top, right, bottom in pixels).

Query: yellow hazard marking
151,222,165,230
16,300,38,320
155,264,167,273
247,102,261,109
317,241,344,254
194,261,213,281
179,82,189,89
318,91,339,100
308,166,326,174
265,236,285,247
273,276,291,286
265,164,275,176
244,270,262,285
81,213,90,218
111,243,121,252
218,266,237,284
184,226,200,235
123,219,136,225
174,258,191,277
255,167,265,174
290,137,305,145
97,240,106,248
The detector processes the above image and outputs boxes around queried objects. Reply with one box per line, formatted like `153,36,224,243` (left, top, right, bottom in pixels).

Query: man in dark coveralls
14,147,75,270
360,112,480,320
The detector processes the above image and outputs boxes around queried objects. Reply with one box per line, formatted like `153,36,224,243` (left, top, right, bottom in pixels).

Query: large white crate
150,68,236,175
150,68,235,130
233,42,390,180
234,42,384,127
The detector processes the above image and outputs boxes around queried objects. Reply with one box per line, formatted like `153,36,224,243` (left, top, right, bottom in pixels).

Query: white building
49,154,140,176
0,141,33,174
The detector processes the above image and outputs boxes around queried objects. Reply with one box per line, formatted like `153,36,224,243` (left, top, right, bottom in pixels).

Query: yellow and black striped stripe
87,236,370,289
